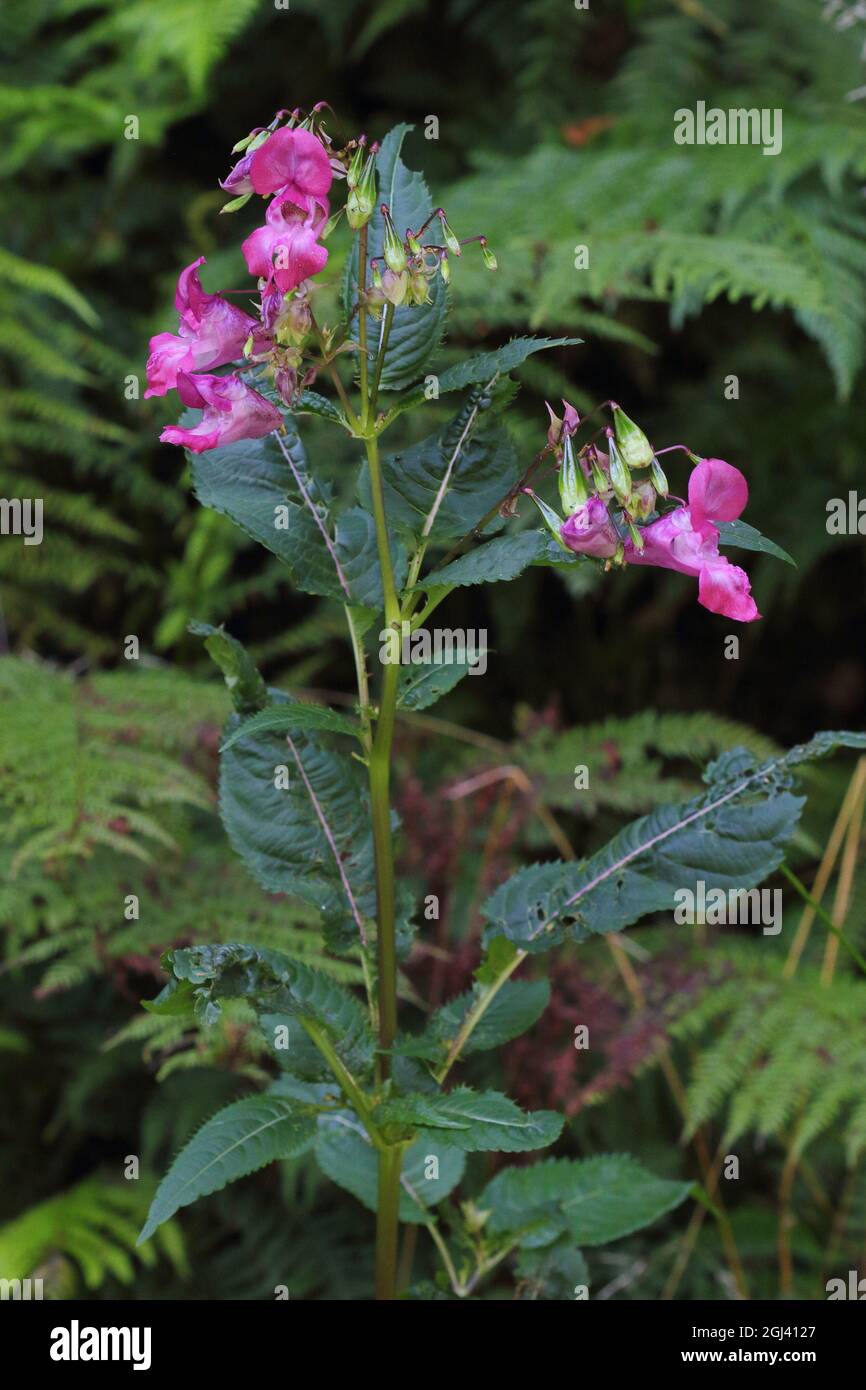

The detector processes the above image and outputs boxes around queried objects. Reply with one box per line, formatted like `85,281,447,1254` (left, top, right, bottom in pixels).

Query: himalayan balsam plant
138,107,866,1300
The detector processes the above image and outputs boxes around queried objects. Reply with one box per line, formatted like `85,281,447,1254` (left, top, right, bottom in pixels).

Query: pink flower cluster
146,125,334,454
561,456,760,622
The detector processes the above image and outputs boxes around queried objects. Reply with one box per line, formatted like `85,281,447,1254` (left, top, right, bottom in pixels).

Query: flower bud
650,457,669,497
407,231,422,255
439,254,451,283
220,192,253,214
612,403,654,469
545,402,563,452
606,434,632,506
559,435,588,512
481,240,498,271
438,211,461,257
382,207,408,272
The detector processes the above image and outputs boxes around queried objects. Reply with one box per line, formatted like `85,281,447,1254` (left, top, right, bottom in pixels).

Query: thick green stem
370,662,400,1067
357,251,404,1299
375,1145,403,1300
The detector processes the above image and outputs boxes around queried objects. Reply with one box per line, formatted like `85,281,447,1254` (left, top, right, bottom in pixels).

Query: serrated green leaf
482,1155,692,1249
716,519,796,567
483,731,866,952
397,656,481,711
418,530,547,589
314,1124,465,1223
361,399,519,542
164,943,375,1080
189,430,396,607
481,754,785,951
188,621,267,715
218,707,375,943
393,980,550,1061
515,1240,589,1300
138,1094,316,1243
219,703,361,751
377,1088,563,1152
393,337,582,418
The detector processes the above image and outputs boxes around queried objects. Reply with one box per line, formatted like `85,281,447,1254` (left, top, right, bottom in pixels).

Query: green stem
375,1145,403,1300
434,950,524,1084
369,301,395,420
345,603,373,755
779,862,866,977
358,225,370,426
299,1017,383,1149
356,244,404,1301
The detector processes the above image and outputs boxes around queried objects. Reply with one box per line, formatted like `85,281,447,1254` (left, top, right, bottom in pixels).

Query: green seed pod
525,490,569,550
558,436,588,513
650,457,669,497
612,403,654,469
607,436,632,506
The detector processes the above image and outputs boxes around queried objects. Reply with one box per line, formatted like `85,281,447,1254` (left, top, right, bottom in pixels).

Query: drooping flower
220,149,256,196
560,497,620,559
145,257,263,398
545,399,581,452
242,193,330,294
247,126,333,200
159,371,281,454
624,458,760,622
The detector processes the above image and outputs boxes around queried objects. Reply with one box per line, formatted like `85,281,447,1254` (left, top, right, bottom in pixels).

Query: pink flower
248,126,333,201
220,149,256,197
625,458,760,622
545,398,580,450
159,371,281,454
145,257,263,398
561,497,620,559
242,193,329,294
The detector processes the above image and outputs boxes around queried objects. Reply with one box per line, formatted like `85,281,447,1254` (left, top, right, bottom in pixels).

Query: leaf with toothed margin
376,1087,563,1152
392,979,550,1061
481,730,866,952
314,1122,466,1223
188,621,267,715
219,703,361,751
150,943,376,1081
138,1094,316,1243
481,1155,692,1249
218,693,377,949
188,428,402,608
417,530,548,590
359,398,520,543
389,336,583,420
396,655,484,711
